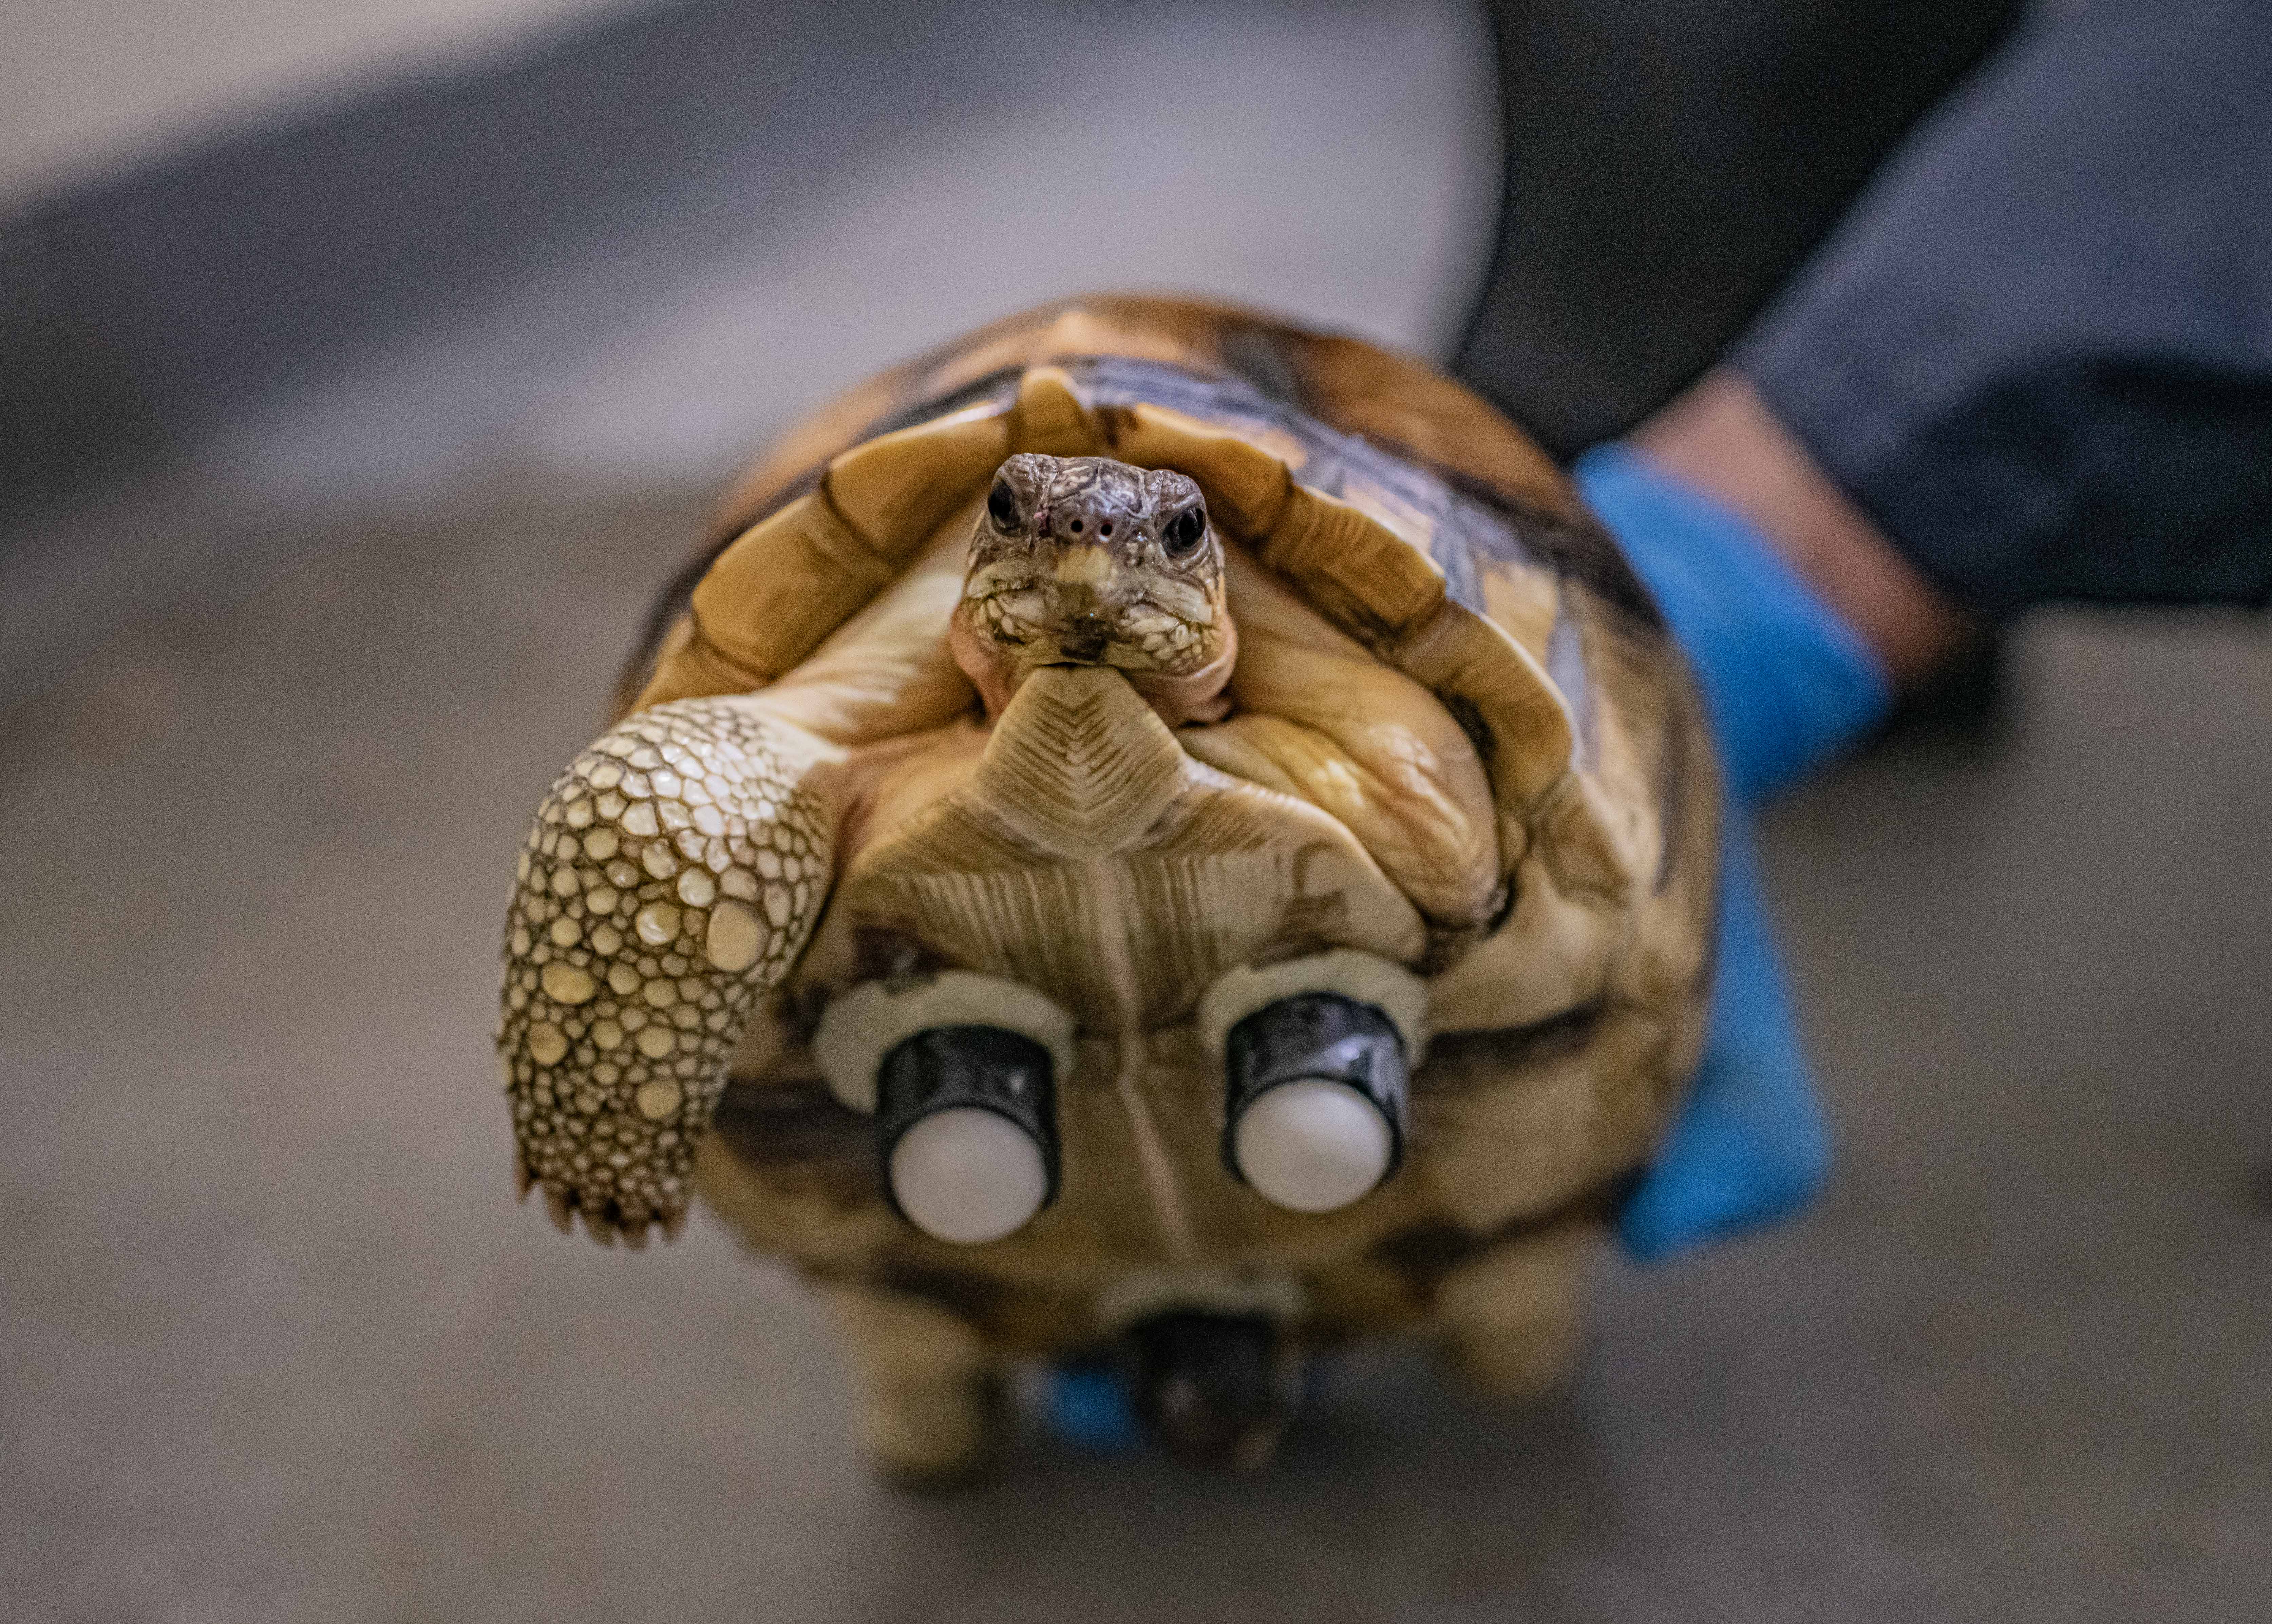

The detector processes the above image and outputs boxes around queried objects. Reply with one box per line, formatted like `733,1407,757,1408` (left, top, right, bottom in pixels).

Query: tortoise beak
1054,608,1112,663
1050,542,1117,590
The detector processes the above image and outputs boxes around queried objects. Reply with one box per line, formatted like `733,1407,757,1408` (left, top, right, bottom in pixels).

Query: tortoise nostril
1100,522,1113,537
1069,518,1083,534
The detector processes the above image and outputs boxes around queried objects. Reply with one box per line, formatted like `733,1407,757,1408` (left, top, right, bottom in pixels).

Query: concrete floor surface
2,481,2267,1623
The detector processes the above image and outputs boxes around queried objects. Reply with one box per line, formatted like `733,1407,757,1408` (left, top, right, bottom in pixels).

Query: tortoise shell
498,295,1718,1476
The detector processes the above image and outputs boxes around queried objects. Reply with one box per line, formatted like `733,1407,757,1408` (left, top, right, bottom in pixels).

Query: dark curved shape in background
1454,0,2025,457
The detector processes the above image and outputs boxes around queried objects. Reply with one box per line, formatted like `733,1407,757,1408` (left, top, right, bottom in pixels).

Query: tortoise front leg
497,696,837,1244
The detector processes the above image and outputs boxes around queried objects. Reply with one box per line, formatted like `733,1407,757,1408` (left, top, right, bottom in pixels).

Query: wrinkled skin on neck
949,453,1236,726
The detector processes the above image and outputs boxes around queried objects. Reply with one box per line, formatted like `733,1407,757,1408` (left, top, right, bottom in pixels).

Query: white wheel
1231,1078,1394,1214
888,1107,1050,1244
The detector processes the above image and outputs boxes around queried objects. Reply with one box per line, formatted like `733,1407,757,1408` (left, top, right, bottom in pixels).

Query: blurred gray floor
4,5,2271,1619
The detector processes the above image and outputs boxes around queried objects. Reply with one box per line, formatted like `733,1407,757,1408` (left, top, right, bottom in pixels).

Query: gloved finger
1617,802,1830,1260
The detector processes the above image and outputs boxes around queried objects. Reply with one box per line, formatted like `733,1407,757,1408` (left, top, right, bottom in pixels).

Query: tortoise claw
531,1179,684,1249
513,1152,534,1201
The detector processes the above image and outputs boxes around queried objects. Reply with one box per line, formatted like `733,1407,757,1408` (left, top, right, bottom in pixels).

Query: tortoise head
950,453,1237,726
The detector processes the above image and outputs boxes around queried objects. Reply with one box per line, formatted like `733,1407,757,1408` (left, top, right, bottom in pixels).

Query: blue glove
1045,1359,1145,1454
1573,446,1891,1258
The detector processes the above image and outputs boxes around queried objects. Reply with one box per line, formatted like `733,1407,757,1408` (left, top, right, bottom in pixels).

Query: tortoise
494,295,1718,1480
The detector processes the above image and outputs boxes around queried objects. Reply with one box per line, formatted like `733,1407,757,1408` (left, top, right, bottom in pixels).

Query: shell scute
1093,401,1293,538
686,493,896,685
1008,366,1099,458
1394,608,1575,814
1255,484,1447,647
821,400,1010,560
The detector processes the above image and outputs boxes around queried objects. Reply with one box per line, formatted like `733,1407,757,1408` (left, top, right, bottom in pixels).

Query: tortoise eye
987,479,1022,530
1162,505,1207,555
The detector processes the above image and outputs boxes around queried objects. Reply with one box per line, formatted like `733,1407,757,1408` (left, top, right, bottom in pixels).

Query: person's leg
1453,0,2024,455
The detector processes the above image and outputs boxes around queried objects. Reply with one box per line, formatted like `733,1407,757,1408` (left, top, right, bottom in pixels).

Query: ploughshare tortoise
495,296,1719,1479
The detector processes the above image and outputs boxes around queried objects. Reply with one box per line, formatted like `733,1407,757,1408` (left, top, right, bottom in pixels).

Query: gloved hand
1573,445,1891,1258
